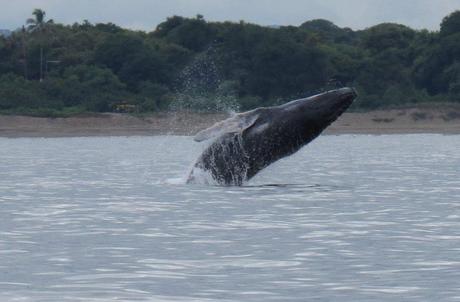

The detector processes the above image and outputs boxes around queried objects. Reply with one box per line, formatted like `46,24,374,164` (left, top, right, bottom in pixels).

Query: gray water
1,134,459,302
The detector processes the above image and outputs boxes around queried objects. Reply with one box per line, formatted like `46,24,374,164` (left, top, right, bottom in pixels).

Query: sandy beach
1,106,460,138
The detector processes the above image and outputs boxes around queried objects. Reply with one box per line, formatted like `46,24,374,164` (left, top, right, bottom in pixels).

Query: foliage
2,9,460,116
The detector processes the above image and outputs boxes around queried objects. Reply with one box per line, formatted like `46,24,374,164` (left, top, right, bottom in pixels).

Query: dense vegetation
2,9,460,115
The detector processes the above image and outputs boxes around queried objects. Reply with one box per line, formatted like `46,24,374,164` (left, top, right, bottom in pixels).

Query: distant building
0,29,12,37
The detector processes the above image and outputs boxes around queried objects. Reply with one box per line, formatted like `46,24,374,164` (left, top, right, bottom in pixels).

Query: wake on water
158,167,218,186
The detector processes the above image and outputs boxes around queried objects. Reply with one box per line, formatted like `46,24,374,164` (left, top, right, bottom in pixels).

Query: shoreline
1,107,460,138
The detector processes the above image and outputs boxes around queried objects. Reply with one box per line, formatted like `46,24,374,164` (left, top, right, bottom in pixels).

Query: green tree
26,9,53,32
60,65,127,111
155,15,217,51
361,23,415,52
26,9,54,81
300,19,356,44
440,10,460,37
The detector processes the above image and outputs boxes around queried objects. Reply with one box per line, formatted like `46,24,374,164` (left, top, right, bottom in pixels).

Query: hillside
1,10,460,116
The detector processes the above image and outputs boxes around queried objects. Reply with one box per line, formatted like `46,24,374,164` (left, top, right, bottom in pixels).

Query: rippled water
1,134,460,301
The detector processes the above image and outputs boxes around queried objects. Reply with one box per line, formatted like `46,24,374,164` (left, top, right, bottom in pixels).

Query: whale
187,87,357,186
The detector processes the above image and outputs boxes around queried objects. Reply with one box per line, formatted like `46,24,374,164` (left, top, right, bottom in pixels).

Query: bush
0,73,63,109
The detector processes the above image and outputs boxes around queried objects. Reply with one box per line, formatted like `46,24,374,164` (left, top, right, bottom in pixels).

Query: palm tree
21,26,28,80
26,9,54,81
26,9,53,32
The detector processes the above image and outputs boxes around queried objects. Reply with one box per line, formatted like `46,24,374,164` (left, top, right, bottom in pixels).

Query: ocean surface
1,134,460,302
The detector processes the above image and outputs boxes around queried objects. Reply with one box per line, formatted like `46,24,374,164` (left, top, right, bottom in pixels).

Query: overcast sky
1,0,459,31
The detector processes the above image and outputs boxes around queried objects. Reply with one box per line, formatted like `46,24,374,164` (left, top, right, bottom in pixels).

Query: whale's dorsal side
194,109,262,142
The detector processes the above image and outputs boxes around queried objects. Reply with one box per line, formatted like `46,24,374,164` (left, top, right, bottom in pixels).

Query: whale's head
306,87,356,125
278,87,357,138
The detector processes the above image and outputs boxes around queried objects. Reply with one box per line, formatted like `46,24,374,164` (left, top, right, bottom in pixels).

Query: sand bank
1,106,460,138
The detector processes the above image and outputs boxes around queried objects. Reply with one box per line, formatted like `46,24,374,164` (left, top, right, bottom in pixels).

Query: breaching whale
187,87,357,186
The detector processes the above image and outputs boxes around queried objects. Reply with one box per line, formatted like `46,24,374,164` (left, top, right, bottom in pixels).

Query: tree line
1,9,460,116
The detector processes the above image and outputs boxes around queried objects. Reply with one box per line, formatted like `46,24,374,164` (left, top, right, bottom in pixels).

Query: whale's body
187,87,357,185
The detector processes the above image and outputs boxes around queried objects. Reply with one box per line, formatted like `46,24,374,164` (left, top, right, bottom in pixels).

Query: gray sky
1,0,459,31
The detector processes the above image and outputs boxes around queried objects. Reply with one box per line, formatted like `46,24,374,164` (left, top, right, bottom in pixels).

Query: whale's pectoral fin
194,112,260,142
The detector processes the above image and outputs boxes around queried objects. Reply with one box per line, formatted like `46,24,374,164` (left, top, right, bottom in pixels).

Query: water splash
170,47,240,113
186,166,219,185
165,47,245,184
187,133,251,186
155,177,187,185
